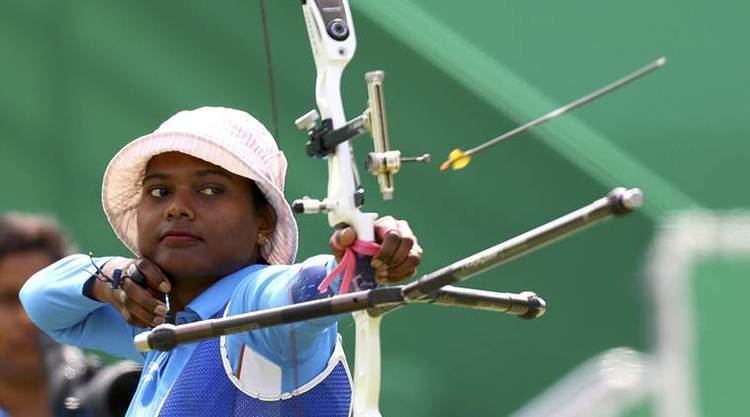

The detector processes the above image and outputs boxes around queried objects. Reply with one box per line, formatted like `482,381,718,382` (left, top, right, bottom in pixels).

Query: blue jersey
20,254,352,416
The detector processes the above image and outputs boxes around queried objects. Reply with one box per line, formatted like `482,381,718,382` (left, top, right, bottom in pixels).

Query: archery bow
293,2,416,416
133,2,651,417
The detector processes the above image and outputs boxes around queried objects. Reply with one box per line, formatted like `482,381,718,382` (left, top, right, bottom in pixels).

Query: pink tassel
318,240,381,294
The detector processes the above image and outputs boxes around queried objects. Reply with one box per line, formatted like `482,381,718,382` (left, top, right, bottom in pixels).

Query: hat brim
102,131,298,265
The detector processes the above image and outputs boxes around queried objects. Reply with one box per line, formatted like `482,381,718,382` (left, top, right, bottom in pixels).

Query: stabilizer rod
134,187,641,352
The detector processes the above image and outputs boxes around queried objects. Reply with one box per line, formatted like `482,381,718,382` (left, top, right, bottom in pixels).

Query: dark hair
0,213,75,262
249,181,271,212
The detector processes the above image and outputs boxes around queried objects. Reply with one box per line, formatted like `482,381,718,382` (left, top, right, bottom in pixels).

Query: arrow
440,57,667,171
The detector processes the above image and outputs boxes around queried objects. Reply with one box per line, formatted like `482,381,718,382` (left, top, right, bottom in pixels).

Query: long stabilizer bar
134,187,641,352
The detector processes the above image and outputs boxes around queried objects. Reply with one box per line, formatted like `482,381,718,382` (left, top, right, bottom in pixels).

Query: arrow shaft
466,57,666,157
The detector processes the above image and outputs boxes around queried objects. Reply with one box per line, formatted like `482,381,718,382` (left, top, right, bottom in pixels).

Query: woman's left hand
330,216,422,284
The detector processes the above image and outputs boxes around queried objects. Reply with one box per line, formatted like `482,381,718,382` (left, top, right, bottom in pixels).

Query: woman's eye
199,187,223,196
148,187,169,198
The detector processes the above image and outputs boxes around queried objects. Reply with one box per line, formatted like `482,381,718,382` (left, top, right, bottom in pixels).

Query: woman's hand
330,216,422,285
92,258,171,327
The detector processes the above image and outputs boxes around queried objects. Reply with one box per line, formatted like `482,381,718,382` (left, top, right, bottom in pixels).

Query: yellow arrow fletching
439,149,472,171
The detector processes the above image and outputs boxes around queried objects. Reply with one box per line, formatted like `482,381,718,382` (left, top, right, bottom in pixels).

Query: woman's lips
160,232,201,246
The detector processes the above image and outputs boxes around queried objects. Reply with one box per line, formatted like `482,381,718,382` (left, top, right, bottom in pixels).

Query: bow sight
293,69,430,210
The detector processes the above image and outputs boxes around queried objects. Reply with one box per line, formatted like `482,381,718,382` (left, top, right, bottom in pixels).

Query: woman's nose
164,190,196,220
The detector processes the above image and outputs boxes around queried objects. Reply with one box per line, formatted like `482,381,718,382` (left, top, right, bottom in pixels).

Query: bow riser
302,2,382,416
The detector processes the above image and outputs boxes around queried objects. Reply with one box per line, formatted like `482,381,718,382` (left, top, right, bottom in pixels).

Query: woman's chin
153,256,211,281
148,251,252,284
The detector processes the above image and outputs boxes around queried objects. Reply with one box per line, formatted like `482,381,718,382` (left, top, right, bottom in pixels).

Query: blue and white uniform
20,254,352,417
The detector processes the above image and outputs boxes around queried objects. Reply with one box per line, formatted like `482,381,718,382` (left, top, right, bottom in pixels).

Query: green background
692,258,750,416
1,0,747,415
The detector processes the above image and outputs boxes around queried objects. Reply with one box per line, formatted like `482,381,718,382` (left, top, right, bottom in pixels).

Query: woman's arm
19,254,146,363
223,256,340,394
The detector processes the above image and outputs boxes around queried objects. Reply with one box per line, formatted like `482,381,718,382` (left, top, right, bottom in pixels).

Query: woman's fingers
118,277,168,327
130,259,171,294
373,217,421,282
327,216,422,284
377,253,420,283
330,227,357,261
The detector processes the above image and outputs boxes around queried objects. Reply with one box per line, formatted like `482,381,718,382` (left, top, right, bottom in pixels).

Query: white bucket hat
102,106,298,265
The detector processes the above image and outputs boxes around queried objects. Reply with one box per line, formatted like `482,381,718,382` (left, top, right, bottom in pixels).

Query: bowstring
258,3,360,414
258,2,302,414
259,0,280,143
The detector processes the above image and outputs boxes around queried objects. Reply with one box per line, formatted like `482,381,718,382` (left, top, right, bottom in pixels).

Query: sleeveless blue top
158,334,352,416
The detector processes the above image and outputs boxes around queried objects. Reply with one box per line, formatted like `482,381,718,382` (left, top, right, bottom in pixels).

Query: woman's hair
0,213,75,262
249,181,271,213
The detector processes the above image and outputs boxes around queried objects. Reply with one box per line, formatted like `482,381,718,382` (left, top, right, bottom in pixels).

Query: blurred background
1,0,747,416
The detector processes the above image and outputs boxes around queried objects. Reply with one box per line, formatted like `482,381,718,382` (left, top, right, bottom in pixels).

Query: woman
21,107,421,416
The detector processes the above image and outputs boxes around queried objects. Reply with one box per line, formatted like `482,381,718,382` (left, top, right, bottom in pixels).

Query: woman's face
136,152,272,282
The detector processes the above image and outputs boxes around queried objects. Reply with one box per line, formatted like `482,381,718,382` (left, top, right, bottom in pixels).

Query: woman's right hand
93,258,171,327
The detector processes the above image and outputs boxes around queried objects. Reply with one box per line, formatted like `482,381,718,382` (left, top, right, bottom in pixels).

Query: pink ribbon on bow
318,240,381,294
